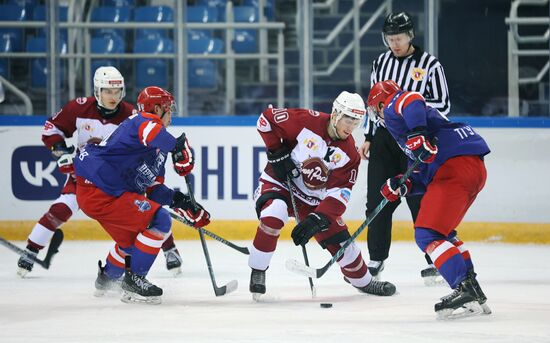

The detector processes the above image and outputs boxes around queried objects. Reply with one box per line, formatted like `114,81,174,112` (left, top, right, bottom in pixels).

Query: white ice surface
1,241,549,342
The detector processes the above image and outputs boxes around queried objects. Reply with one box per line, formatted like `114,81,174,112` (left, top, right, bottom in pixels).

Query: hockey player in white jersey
248,92,397,300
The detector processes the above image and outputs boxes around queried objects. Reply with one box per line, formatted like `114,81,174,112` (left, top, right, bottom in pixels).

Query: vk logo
12,146,66,200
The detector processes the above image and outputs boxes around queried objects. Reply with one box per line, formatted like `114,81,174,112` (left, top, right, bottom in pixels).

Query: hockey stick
286,178,317,297
0,229,64,269
286,157,423,279
184,176,238,296
167,209,249,255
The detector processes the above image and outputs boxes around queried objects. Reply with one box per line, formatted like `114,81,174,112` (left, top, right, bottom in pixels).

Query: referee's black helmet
382,12,414,37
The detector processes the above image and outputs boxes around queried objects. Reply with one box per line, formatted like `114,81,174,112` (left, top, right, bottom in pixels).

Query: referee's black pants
366,126,422,262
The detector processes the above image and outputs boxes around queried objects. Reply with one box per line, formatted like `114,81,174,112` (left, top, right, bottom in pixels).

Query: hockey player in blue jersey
367,80,492,319
74,86,210,304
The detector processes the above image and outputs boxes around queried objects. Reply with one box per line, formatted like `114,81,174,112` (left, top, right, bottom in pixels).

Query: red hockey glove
57,153,74,174
291,212,330,246
51,142,75,174
267,146,300,180
380,174,412,202
405,129,437,163
172,133,194,176
174,203,211,228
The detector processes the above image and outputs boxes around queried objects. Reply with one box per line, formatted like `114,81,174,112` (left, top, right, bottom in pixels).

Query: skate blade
436,301,483,320
481,302,492,315
423,275,447,287
121,290,162,305
252,293,263,302
17,268,30,278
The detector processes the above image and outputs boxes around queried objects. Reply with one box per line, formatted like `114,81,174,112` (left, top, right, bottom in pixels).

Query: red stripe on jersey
394,92,425,115
433,247,460,269
135,239,161,255
138,121,162,146
140,111,163,124
107,253,125,268
142,229,164,240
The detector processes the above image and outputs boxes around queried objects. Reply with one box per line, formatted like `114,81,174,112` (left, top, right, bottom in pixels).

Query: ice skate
17,247,38,278
121,269,163,305
367,260,385,280
249,268,266,301
468,271,492,315
163,247,183,277
435,276,484,320
356,279,396,296
421,265,446,286
94,260,122,297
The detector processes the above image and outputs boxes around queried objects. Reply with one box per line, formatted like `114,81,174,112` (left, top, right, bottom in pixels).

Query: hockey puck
320,303,333,308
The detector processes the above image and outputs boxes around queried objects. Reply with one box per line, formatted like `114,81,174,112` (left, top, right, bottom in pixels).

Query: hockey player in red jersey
17,67,184,277
74,86,209,304
248,92,397,299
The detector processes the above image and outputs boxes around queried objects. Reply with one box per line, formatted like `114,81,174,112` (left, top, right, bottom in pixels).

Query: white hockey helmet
332,91,367,126
93,66,125,108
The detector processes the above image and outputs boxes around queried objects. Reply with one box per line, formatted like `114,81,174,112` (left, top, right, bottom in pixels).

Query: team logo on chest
301,157,330,190
134,199,152,213
411,67,426,82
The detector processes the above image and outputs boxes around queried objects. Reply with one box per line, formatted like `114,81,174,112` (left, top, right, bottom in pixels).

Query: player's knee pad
258,198,288,224
415,227,446,252
56,193,79,216
255,192,289,219
149,208,172,235
44,202,74,228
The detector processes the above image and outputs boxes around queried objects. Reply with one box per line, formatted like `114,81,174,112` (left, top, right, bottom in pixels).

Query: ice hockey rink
1,240,549,342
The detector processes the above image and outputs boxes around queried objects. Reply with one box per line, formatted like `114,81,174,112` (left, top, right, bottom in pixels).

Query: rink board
1,116,549,243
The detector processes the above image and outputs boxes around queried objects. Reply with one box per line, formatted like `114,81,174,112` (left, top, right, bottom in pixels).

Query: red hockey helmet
367,80,401,107
136,86,175,115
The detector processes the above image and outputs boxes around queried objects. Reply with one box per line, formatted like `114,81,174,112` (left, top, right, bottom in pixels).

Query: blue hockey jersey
74,112,177,205
382,91,490,193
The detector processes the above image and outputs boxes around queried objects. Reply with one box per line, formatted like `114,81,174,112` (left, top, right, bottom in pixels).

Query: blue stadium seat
134,38,173,88
32,5,69,42
188,37,223,89
134,6,173,41
90,6,131,40
0,5,28,52
186,6,218,39
91,35,125,75
8,0,37,16
26,37,67,88
233,6,259,53
196,0,228,21
0,35,13,78
243,0,274,20
101,0,134,6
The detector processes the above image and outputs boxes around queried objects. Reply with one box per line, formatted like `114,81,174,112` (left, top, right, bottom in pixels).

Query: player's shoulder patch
395,92,425,115
257,113,272,132
76,97,88,105
307,109,320,117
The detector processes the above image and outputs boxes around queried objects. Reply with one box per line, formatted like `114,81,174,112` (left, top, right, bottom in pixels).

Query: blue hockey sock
415,227,468,288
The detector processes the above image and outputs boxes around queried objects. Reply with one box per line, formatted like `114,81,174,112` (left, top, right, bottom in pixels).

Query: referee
359,12,451,285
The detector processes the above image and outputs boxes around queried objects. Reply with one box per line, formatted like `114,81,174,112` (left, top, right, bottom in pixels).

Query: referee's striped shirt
364,45,451,140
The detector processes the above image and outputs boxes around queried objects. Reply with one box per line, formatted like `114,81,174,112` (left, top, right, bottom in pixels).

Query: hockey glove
405,128,438,164
170,191,193,210
174,203,211,228
172,133,194,176
267,146,300,180
291,212,330,246
51,141,75,174
380,174,412,202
